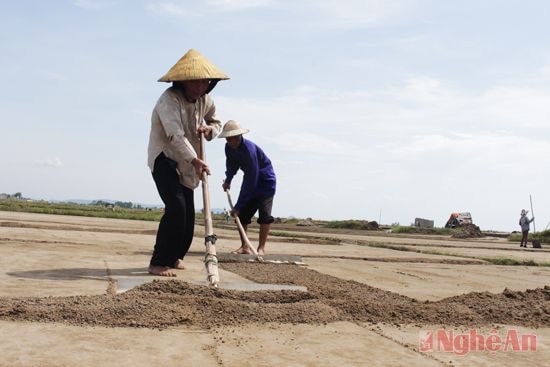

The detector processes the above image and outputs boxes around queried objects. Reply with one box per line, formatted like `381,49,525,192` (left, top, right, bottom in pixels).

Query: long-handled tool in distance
225,189,263,262
530,194,541,248
199,132,220,287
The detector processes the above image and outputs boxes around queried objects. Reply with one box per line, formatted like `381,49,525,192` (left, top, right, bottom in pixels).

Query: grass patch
366,242,415,252
364,242,550,266
323,220,377,230
481,258,549,266
270,231,306,238
418,249,464,257
390,226,453,235
508,230,550,244
0,199,162,221
366,242,473,258
280,218,301,225
0,198,219,222
270,231,337,243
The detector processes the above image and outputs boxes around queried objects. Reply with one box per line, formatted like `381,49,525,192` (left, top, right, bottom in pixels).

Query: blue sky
1,0,549,231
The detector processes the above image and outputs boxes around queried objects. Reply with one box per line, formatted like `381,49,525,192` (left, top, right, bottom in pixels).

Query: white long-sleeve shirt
147,86,221,189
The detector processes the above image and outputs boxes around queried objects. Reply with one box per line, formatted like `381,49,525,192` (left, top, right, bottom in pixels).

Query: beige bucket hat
158,49,230,82
218,120,250,138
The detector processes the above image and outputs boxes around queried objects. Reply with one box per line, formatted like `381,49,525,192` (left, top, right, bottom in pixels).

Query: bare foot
148,265,177,277
257,247,265,256
231,246,251,255
173,259,185,269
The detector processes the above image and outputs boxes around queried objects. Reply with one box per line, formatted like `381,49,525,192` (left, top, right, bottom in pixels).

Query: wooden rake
199,132,220,287
225,189,264,262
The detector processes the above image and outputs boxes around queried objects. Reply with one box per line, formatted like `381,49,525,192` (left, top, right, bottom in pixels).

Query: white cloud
34,157,63,168
480,86,550,128
540,65,550,79
384,134,456,159
305,0,415,29
73,0,116,10
217,75,550,162
207,0,274,11
386,133,550,167
148,0,273,17
147,2,197,17
147,0,415,29
396,76,449,103
276,132,352,154
38,70,68,82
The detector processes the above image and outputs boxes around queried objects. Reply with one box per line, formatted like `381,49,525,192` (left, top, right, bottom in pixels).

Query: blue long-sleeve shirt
224,138,276,211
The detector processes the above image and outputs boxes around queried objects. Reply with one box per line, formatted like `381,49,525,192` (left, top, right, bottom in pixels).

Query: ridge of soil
0,264,548,329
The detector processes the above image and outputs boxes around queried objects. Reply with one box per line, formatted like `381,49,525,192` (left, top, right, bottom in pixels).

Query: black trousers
521,230,529,245
149,153,195,267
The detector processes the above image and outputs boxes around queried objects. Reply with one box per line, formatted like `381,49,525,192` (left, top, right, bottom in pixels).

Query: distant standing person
519,209,535,247
223,208,230,223
147,49,229,276
219,120,276,256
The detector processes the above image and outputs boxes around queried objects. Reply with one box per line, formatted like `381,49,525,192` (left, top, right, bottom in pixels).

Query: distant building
414,217,434,229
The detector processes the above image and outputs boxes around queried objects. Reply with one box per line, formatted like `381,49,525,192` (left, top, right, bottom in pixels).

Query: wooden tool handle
199,132,219,287
225,190,259,256
530,194,536,233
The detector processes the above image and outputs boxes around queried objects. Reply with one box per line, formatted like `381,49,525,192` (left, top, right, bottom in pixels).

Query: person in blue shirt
219,120,276,255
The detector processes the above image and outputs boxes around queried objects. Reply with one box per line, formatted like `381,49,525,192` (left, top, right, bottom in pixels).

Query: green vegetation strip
508,230,550,243
0,199,162,221
481,258,547,266
366,242,415,252
366,242,550,267
323,220,372,230
269,231,336,242
390,226,453,235
0,199,238,223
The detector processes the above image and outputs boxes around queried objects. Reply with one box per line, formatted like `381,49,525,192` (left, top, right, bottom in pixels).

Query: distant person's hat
521,209,528,215
158,49,230,82
218,120,250,138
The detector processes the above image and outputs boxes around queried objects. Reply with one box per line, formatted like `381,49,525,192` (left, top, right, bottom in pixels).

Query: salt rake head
208,276,219,288
204,252,219,288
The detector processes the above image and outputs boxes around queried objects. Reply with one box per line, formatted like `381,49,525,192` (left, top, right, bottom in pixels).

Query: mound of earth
296,218,315,226
451,223,484,238
0,264,548,329
363,221,379,230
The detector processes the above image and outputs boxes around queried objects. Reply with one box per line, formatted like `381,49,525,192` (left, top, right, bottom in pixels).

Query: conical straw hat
218,120,250,138
158,49,230,82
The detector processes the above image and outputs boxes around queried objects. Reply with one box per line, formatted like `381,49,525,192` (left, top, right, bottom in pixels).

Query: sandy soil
2,265,548,329
0,211,548,366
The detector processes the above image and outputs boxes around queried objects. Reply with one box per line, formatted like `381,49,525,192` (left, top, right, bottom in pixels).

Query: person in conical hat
147,49,229,276
219,120,276,256
518,209,534,248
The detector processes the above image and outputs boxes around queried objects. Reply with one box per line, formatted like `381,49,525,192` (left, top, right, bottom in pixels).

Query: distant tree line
91,200,144,209
1,193,151,210
1,192,24,199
